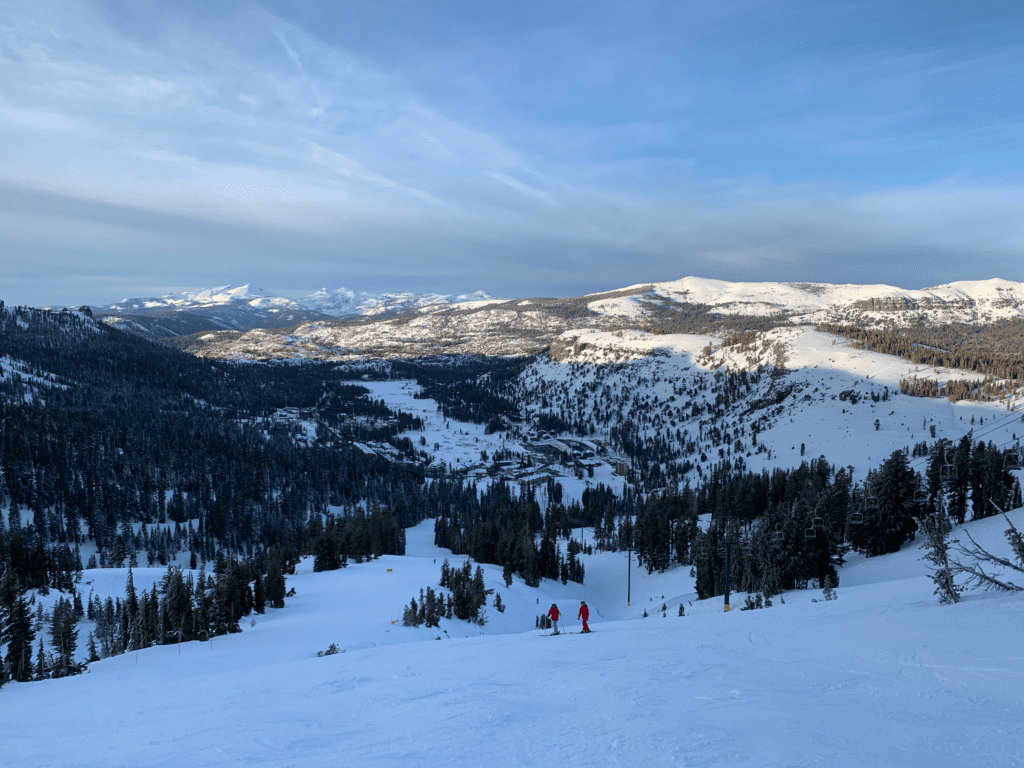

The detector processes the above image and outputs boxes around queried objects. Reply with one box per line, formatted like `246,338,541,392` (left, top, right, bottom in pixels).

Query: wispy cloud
490,173,556,205
1,0,1022,307
306,142,443,205
272,27,326,112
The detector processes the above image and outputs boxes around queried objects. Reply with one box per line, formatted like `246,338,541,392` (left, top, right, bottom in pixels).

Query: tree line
0,546,291,685
629,439,1020,602
818,322,1024,402
0,305,442,592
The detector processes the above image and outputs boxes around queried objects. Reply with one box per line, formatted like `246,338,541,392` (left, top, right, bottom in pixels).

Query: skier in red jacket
578,600,590,633
547,603,561,635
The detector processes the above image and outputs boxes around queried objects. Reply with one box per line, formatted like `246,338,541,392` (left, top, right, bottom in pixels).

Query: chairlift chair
849,510,864,525
940,461,957,483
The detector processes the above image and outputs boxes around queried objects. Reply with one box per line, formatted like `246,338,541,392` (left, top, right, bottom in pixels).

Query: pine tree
859,451,919,556
918,508,961,604
416,588,427,626
120,566,143,651
4,591,35,682
193,570,211,641
86,631,100,663
422,587,441,627
161,567,193,643
109,535,127,569
253,575,266,615
265,557,286,609
34,638,48,681
49,597,79,677
402,597,420,627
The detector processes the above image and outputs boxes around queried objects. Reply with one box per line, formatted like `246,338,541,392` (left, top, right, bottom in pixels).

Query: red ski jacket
578,604,589,621
547,606,560,621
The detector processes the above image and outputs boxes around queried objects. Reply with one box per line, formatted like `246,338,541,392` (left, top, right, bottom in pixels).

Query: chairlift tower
716,515,739,612
626,509,633,606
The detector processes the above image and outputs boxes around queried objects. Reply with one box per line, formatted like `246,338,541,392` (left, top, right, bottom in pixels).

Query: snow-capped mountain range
588,276,1024,324
149,276,1024,361
104,284,496,317
96,285,497,339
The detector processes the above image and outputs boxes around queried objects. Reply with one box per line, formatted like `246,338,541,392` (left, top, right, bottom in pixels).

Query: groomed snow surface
6,510,1024,768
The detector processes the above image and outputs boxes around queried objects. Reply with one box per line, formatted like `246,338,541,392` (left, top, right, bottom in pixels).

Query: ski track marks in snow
5,511,1024,768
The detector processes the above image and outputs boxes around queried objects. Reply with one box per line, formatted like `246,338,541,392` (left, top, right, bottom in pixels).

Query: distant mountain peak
99,284,499,330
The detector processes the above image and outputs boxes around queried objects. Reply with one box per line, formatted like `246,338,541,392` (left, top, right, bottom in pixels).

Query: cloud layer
1,0,1022,307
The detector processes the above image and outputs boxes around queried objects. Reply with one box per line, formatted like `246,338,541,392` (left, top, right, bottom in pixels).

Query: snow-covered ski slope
6,512,1023,768
526,325,1024,482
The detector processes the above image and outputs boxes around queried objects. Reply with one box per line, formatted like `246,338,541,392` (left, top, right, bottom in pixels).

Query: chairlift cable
906,405,1024,474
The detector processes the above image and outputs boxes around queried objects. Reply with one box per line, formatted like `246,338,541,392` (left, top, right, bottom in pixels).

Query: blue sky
1,0,1022,307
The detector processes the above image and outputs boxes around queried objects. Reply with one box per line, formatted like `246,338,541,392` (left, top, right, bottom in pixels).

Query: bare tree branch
950,523,1024,592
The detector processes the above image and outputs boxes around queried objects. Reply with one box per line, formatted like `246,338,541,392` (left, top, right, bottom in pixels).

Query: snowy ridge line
98,284,498,319
76,275,1024,360
594,275,1024,324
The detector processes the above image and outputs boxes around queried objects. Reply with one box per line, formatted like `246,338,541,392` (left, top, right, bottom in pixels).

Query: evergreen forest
1,304,1021,685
